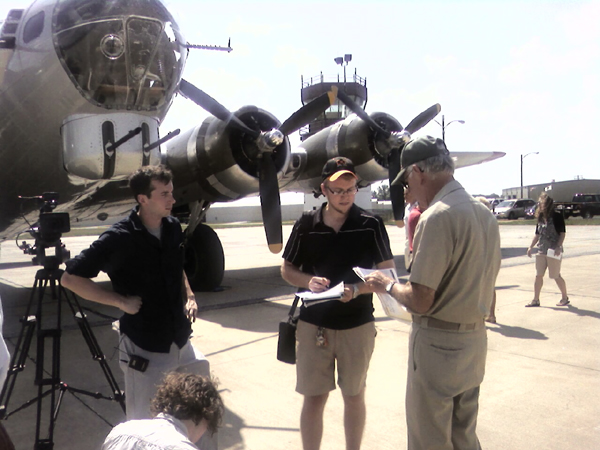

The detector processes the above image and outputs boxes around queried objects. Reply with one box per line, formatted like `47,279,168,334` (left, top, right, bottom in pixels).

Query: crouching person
102,373,223,449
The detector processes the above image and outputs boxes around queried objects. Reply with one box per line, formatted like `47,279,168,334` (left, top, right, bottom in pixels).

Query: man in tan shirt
366,136,501,450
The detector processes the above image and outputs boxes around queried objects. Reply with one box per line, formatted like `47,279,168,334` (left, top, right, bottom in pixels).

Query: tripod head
18,192,71,270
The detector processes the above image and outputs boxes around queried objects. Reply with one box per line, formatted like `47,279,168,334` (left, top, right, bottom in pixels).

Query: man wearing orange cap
281,157,395,450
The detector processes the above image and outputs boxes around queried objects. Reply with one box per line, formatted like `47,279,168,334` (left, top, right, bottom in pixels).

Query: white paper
353,267,412,323
297,282,344,306
546,248,562,260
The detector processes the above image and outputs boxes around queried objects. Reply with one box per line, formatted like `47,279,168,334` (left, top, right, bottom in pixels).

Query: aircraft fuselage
0,0,186,236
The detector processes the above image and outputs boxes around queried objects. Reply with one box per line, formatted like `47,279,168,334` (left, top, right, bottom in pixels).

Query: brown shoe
556,298,570,306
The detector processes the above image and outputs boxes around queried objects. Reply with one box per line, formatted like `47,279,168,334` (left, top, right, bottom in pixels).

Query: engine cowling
281,112,402,193
165,105,290,205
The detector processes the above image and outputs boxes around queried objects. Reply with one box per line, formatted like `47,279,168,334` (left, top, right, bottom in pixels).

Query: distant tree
373,183,391,201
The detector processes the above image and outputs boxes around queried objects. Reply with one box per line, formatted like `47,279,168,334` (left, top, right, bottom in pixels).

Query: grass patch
494,217,600,226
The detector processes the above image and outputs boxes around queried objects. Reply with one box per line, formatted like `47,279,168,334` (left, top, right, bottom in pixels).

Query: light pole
520,152,539,199
433,115,465,142
334,54,352,84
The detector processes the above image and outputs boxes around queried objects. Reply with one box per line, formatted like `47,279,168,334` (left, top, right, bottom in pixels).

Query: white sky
2,0,599,198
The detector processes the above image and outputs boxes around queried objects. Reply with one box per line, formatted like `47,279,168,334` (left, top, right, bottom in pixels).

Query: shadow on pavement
501,247,528,258
496,285,521,290
0,261,35,270
548,305,600,320
486,323,548,340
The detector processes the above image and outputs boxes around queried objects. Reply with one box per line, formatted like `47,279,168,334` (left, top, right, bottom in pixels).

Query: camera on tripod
19,192,71,269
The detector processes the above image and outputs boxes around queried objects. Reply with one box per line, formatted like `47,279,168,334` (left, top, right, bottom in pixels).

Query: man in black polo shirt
61,166,210,423
281,157,395,450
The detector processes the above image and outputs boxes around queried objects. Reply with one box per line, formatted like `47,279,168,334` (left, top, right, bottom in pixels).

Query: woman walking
525,192,569,307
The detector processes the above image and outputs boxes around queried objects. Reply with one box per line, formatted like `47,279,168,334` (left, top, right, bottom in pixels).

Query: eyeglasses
399,165,414,189
326,186,359,196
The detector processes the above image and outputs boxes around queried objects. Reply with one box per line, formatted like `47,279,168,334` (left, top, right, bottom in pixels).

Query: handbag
277,295,300,364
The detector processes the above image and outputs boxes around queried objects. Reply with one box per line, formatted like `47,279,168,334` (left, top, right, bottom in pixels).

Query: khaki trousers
406,323,487,450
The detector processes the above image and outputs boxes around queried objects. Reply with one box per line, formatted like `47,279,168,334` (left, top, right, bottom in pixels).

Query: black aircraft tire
184,223,225,292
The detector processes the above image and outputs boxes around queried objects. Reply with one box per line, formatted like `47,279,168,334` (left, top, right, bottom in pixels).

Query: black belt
412,315,484,331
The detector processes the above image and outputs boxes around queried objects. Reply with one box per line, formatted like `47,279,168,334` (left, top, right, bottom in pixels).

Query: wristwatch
385,281,397,294
351,284,359,299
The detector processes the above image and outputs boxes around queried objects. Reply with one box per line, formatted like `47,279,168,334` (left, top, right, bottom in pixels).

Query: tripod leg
1,268,127,448
35,276,61,449
60,284,126,413
0,273,63,449
0,278,42,418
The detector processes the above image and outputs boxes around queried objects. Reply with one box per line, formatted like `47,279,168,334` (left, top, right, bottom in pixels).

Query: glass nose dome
53,0,187,110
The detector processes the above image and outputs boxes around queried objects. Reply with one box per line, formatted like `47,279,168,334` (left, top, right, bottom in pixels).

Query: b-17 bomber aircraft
0,0,504,291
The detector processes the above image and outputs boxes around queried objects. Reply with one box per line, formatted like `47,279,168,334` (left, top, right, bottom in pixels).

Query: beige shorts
295,320,376,397
535,253,562,279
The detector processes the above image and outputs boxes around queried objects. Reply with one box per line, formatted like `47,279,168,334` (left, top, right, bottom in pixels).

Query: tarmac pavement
0,223,598,449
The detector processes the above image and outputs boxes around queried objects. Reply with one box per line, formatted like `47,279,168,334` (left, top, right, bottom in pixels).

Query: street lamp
334,54,352,83
520,152,539,199
433,115,465,142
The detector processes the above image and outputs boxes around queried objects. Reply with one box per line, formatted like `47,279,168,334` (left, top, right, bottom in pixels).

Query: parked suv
494,199,536,220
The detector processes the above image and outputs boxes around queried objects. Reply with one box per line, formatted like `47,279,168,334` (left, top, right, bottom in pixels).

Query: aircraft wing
452,151,506,169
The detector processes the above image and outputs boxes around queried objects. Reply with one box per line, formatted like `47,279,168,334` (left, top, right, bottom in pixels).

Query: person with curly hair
102,372,224,449
525,192,570,307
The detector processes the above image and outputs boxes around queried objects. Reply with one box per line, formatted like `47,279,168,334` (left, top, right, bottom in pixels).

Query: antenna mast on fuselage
186,38,232,53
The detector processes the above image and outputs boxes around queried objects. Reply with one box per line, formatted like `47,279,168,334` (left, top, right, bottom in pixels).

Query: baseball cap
392,135,449,186
321,157,357,182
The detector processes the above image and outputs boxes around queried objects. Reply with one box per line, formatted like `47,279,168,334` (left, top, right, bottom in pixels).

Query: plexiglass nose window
53,0,186,110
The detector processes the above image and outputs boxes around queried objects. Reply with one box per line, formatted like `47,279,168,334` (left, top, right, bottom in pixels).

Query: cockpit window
23,11,44,43
52,0,186,110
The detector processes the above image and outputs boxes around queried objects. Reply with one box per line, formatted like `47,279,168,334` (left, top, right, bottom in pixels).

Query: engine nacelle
165,105,290,205
62,113,161,180
281,112,402,193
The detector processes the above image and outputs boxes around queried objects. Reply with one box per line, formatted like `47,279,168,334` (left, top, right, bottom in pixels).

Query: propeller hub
389,130,412,148
258,129,285,153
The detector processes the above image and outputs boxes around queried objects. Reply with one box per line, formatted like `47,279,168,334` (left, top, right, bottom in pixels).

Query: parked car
554,193,600,219
489,198,504,213
525,203,537,219
494,199,536,220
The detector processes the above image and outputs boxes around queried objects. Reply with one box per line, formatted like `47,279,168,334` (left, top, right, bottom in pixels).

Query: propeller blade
258,154,283,253
179,79,261,139
388,147,405,226
405,103,441,134
279,88,338,136
337,90,391,138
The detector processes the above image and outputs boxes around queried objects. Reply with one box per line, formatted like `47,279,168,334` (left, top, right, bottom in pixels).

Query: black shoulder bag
277,211,315,364
277,295,300,364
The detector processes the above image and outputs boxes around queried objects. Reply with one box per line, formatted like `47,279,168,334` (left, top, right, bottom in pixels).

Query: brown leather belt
412,315,484,331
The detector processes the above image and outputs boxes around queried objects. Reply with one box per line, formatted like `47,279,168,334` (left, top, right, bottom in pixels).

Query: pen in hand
309,277,330,293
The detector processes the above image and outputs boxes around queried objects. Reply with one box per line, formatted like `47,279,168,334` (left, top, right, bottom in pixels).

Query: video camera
19,192,71,269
